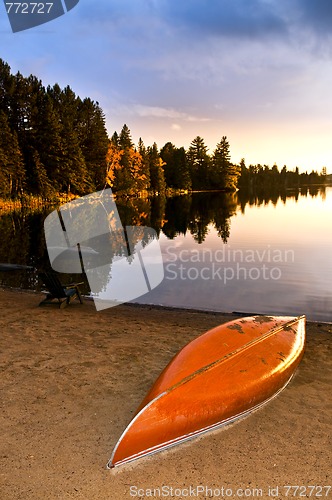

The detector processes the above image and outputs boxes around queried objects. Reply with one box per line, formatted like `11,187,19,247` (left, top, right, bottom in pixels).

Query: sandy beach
0,289,331,499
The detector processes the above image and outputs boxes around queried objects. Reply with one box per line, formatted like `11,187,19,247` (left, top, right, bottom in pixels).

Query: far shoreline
0,182,330,212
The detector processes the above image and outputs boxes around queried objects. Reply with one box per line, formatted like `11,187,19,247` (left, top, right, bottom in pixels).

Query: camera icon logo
44,189,165,311
3,0,79,33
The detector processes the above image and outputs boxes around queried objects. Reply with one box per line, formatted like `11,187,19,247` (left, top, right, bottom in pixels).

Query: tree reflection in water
0,185,327,292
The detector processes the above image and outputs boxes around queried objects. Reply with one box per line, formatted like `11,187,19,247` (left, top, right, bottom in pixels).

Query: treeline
106,130,238,194
0,59,109,199
161,135,239,192
238,160,326,191
106,131,327,195
0,59,327,201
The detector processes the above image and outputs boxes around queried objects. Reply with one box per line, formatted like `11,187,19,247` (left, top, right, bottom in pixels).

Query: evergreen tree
119,124,133,150
113,124,135,192
8,73,61,195
212,136,240,191
9,73,40,138
47,85,89,194
110,131,119,147
77,98,109,191
0,110,25,197
174,146,191,190
160,142,177,187
161,142,191,190
5,128,25,197
187,136,210,190
138,137,150,190
280,165,287,188
237,158,249,190
0,144,6,196
148,143,166,194
29,149,53,198
30,91,65,193
0,59,15,116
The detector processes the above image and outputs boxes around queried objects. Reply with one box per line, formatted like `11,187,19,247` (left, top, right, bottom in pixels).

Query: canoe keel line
108,315,306,468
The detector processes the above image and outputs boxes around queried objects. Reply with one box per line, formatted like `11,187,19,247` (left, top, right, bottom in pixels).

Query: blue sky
1,0,332,172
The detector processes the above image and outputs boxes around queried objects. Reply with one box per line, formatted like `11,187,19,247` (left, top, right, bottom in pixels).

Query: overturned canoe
108,315,305,468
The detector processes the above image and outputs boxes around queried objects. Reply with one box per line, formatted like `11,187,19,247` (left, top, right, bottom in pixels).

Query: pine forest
0,59,327,203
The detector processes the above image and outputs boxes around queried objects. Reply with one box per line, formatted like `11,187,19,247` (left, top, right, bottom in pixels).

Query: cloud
158,0,332,45
73,0,155,23
171,124,182,131
159,0,288,40
117,104,211,123
295,0,332,33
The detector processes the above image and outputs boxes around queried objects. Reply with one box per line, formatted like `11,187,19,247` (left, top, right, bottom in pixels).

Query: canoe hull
108,315,305,468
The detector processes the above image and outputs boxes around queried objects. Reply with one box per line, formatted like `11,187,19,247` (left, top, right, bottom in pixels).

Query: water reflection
163,192,237,243
0,185,331,321
237,184,327,211
0,209,46,290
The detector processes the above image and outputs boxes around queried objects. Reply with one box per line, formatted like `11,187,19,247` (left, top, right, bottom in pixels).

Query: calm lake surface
141,188,332,322
0,186,331,321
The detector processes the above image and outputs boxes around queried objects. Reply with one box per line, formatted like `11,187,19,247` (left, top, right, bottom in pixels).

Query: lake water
0,186,331,321
139,188,332,322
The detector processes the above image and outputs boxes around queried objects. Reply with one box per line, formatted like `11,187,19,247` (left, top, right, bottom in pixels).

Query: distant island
0,59,328,204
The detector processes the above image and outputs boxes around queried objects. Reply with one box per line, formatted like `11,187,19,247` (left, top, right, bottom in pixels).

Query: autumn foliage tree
106,125,161,194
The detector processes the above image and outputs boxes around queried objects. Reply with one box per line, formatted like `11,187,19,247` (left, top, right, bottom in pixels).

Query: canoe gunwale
107,373,295,469
108,391,167,469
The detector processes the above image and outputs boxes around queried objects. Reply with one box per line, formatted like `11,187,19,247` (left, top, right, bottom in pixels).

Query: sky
1,0,332,172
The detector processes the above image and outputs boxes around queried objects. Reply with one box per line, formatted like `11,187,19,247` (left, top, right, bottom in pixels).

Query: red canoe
108,315,306,468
